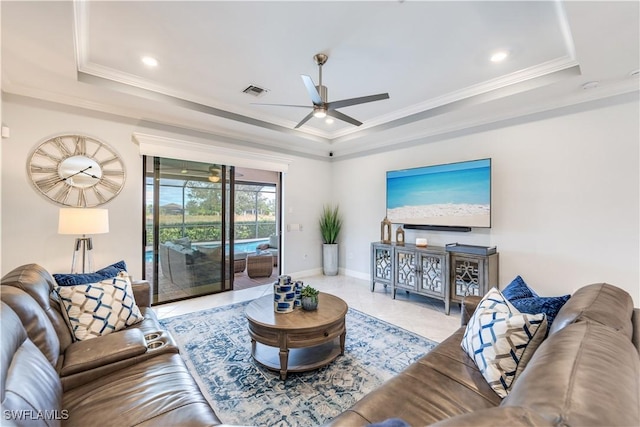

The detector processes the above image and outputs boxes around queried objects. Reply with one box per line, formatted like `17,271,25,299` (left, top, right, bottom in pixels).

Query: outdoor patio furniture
234,252,247,273
247,254,273,278
256,235,279,266
159,241,221,288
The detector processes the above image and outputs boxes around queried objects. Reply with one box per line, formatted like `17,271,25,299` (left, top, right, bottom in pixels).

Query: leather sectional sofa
327,282,640,426
3,261,638,427
1,263,221,426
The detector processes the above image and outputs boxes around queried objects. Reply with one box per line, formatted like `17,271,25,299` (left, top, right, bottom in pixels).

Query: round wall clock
27,134,126,207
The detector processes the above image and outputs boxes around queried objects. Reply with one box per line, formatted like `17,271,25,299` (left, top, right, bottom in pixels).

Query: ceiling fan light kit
254,53,390,129
313,106,327,118
208,165,221,183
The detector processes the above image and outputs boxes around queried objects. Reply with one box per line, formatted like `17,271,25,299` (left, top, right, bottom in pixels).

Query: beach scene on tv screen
386,159,491,228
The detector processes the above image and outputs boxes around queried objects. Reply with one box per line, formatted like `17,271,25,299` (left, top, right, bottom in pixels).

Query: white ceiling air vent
243,85,269,97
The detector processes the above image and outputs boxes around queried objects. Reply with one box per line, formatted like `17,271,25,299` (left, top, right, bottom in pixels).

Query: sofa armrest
132,280,151,307
60,328,147,376
461,296,481,327
632,308,640,355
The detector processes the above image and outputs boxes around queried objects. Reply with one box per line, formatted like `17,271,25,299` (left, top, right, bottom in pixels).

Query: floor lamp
58,208,109,274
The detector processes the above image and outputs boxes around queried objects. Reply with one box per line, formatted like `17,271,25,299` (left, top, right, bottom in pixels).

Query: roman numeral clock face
28,135,126,207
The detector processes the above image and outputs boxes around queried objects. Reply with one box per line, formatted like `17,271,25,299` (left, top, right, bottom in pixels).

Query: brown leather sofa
1,263,221,426
327,283,640,426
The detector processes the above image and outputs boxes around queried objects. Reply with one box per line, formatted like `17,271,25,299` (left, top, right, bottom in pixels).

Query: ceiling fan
255,53,390,129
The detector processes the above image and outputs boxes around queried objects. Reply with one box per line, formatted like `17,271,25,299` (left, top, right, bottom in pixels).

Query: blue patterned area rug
159,299,438,427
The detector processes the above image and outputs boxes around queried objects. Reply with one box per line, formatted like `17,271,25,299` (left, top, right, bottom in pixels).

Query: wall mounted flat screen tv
386,158,491,229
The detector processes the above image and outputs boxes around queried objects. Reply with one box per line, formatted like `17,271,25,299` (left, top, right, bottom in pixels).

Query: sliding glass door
144,157,234,304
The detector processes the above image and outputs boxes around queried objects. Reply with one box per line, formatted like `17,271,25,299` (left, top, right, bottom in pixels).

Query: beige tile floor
153,274,462,344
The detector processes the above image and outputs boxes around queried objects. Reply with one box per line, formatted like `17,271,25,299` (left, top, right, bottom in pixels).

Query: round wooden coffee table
245,292,348,380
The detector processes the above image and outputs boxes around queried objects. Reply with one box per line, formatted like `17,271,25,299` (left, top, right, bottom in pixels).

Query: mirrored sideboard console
370,242,499,315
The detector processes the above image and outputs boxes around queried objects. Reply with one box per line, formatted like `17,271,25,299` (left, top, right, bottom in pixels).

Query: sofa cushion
503,321,640,427
55,274,144,341
173,237,192,248
198,245,222,261
462,288,547,398
502,276,538,301
53,260,127,286
2,263,75,351
326,329,502,427
430,406,554,427
62,353,221,426
269,234,278,248
1,303,63,422
0,286,61,367
549,282,635,338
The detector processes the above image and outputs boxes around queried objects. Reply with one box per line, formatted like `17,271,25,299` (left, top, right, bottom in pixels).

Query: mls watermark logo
4,410,69,421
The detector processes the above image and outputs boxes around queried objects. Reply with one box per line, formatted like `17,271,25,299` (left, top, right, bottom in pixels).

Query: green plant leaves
319,204,342,244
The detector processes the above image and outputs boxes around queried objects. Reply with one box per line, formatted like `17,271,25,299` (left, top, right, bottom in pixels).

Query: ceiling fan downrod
314,53,328,103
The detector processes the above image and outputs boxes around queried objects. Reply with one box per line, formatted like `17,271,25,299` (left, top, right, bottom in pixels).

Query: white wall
0,97,332,280
1,100,143,277
282,156,332,276
2,95,638,306
333,97,640,305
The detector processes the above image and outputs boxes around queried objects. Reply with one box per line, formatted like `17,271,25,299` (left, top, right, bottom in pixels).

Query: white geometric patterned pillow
55,273,144,341
461,287,547,398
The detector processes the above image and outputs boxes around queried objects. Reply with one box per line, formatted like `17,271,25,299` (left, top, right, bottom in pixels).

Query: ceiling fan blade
327,93,390,110
251,103,311,108
294,111,315,129
301,75,322,105
326,109,363,127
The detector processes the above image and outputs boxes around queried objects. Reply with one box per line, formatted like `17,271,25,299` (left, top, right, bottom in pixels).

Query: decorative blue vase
274,275,294,313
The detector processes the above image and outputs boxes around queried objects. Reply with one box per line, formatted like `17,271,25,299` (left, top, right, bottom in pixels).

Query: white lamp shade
58,208,109,235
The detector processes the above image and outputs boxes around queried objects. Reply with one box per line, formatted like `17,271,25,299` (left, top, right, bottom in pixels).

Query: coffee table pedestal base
251,338,344,380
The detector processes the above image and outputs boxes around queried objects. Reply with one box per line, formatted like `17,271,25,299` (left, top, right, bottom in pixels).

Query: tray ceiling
2,1,638,158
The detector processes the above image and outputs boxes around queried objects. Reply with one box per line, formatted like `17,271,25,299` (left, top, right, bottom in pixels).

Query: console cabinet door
394,247,449,315
418,252,446,298
395,248,417,292
371,243,393,291
450,253,499,304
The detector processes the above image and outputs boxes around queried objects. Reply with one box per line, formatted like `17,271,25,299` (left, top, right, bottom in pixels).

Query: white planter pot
322,243,339,276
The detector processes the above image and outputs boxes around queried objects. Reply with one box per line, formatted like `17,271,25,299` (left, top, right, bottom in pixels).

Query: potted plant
300,285,319,310
319,204,342,276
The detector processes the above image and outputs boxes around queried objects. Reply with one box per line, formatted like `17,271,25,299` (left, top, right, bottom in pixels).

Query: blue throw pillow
53,260,127,286
502,275,539,300
368,419,411,427
510,295,570,327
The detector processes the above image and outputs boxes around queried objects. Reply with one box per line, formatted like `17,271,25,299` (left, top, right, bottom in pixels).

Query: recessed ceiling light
490,51,509,63
325,117,334,124
141,56,158,67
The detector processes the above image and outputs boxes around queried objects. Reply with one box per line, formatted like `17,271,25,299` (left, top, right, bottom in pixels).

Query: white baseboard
286,267,323,278
285,267,371,282
340,268,370,281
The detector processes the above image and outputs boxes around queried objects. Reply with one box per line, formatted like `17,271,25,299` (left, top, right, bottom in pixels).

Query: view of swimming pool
145,239,269,262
